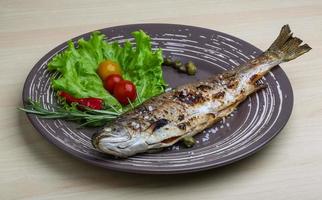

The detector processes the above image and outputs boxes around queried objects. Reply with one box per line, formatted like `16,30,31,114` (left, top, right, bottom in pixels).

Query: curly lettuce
48,30,166,110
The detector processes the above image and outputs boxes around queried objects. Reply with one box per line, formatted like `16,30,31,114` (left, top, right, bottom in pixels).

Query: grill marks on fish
206,72,241,92
178,114,185,121
249,73,260,84
213,91,225,99
227,78,239,89
218,71,237,80
196,84,213,92
174,81,221,106
176,113,218,137
174,89,206,105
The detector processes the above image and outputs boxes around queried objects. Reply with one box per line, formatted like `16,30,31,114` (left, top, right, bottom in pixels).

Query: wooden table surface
1,0,322,199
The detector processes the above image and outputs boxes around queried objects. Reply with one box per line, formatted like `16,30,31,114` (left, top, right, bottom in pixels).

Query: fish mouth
92,127,149,157
92,134,131,157
92,126,129,147
91,131,105,149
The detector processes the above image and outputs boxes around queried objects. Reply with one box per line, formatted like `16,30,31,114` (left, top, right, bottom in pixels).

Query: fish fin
267,24,311,62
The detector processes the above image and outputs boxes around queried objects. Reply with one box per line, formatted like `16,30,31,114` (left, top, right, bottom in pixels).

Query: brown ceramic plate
22,24,293,174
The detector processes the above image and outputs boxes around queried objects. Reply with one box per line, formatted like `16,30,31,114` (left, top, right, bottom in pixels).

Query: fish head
92,124,149,158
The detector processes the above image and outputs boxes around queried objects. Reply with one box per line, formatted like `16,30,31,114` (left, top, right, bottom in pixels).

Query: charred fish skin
92,25,311,158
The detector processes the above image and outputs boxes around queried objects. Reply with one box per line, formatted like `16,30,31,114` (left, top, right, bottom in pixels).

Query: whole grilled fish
92,25,311,157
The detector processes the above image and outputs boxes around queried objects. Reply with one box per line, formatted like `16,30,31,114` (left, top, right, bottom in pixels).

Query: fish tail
266,24,311,62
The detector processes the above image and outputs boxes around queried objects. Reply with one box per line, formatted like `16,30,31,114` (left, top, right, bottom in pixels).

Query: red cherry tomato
104,74,123,93
113,80,137,105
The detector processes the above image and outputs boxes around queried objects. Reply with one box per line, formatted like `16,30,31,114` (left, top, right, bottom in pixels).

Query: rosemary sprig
19,100,120,127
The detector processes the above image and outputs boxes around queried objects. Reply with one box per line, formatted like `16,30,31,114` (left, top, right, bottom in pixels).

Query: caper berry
182,136,195,148
163,57,173,66
185,61,197,75
173,60,183,69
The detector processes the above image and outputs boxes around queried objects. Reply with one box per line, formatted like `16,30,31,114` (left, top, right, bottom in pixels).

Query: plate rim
22,23,294,174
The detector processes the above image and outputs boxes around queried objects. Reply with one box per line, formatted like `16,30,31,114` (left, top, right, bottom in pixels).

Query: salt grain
208,127,218,134
131,121,140,129
202,133,209,142
172,145,180,150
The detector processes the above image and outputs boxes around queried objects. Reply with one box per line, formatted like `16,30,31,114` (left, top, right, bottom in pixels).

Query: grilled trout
92,25,311,157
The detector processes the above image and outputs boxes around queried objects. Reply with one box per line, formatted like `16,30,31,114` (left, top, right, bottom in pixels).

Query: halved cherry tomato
113,80,137,105
97,60,122,80
104,74,123,94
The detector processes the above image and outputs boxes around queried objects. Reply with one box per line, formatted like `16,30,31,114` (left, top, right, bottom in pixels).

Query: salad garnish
21,31,198,127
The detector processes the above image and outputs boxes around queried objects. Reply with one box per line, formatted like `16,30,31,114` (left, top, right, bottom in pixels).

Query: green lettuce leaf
48,30,166,110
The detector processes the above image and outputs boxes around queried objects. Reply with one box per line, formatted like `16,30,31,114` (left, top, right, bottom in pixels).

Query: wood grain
1,0,321,199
